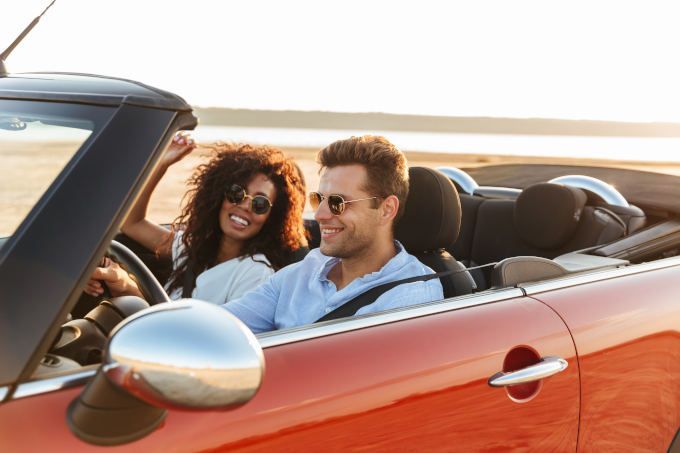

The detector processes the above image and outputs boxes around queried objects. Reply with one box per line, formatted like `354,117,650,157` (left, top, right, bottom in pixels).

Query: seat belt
181,262,196,298
315,262,497,323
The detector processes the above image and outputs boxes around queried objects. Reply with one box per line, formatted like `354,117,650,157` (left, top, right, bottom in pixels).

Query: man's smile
320,225,344,238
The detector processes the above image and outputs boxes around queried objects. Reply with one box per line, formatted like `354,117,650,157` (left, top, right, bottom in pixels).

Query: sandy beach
4,141,680,234
147,144,680,224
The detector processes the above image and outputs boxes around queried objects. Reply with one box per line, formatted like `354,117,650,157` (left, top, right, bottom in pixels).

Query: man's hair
317,135,409,221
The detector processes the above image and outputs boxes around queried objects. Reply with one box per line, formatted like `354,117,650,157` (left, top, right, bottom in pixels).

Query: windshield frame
0,97,183,388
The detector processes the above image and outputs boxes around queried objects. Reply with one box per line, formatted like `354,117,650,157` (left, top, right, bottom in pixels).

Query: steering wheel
107,240,170,305
46,241,170,367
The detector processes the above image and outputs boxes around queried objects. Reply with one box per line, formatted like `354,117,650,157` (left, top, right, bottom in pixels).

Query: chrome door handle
488,356,568,387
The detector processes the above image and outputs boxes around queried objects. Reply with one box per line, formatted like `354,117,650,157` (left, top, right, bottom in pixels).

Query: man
223,135,443,333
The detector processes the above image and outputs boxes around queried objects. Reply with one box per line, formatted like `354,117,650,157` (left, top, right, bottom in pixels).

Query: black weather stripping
669,428,680,453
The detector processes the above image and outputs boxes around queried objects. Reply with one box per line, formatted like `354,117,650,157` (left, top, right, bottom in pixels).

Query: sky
4,0,680,122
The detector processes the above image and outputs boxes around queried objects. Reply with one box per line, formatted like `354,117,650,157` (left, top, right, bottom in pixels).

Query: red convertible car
1,69,679,452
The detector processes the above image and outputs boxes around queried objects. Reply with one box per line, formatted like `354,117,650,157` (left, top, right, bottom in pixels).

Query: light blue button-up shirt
223,241,443,333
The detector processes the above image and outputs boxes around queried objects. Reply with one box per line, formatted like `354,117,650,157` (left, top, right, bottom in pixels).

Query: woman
87,132,307,304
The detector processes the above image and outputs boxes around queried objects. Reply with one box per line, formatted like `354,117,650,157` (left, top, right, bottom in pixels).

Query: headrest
395,167,461,251
514,183,587,249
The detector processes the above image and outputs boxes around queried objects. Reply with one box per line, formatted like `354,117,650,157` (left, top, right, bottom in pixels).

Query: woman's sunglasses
225,184,273,215
309,192,378,216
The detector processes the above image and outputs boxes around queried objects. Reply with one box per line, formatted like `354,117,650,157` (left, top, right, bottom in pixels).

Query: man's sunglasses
225,184,273,215
309,192,378,216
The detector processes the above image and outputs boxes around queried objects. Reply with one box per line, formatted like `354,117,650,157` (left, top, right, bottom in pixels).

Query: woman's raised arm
121,132,197,257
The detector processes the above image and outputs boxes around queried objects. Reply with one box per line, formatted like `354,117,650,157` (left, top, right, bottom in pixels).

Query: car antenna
0,0,56,77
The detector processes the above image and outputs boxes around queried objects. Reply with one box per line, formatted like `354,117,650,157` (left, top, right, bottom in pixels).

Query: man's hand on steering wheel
85,257,143,299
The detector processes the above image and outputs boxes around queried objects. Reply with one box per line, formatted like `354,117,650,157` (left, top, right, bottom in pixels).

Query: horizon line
191,107,680,138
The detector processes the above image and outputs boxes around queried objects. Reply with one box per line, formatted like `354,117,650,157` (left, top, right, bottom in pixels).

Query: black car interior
448,181,645,289
392,166,476,297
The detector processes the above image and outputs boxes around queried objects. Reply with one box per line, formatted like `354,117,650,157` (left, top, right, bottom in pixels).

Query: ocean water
192,125,680,163
5,122,680,163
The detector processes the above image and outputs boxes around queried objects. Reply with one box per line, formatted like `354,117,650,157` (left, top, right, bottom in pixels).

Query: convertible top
0,73,193,111
464,164,680,215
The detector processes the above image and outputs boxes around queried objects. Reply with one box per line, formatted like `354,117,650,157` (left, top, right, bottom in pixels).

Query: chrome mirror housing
68,299,265,446
103,299,264,410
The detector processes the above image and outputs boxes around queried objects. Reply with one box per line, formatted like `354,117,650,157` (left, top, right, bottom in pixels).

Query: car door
0,289,579,451
523,259,680,452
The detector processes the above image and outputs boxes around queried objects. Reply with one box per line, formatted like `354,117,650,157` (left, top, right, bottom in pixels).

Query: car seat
463,182,628,289
394,167,476,297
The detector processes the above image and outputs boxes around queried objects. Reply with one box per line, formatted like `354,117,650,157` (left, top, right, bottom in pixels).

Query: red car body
1,73,679,452
2,264,679,451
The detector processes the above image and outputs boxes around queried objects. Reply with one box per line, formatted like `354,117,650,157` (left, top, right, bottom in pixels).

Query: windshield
0,100,111,239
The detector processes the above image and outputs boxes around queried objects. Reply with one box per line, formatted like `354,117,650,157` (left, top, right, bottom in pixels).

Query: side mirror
67,300,264,446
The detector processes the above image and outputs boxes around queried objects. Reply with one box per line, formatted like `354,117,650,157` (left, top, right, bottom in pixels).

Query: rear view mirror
0,117,26,130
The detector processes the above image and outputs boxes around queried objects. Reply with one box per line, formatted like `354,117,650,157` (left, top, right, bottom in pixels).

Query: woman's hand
160,131,198,168
85,257,144,298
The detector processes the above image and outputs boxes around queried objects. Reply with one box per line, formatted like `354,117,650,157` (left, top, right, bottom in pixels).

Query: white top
167,231,275,304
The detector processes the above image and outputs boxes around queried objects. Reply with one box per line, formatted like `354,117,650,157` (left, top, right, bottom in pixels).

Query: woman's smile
228,212,251,229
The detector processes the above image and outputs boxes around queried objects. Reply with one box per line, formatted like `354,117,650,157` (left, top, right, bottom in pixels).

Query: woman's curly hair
165,143,307,296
